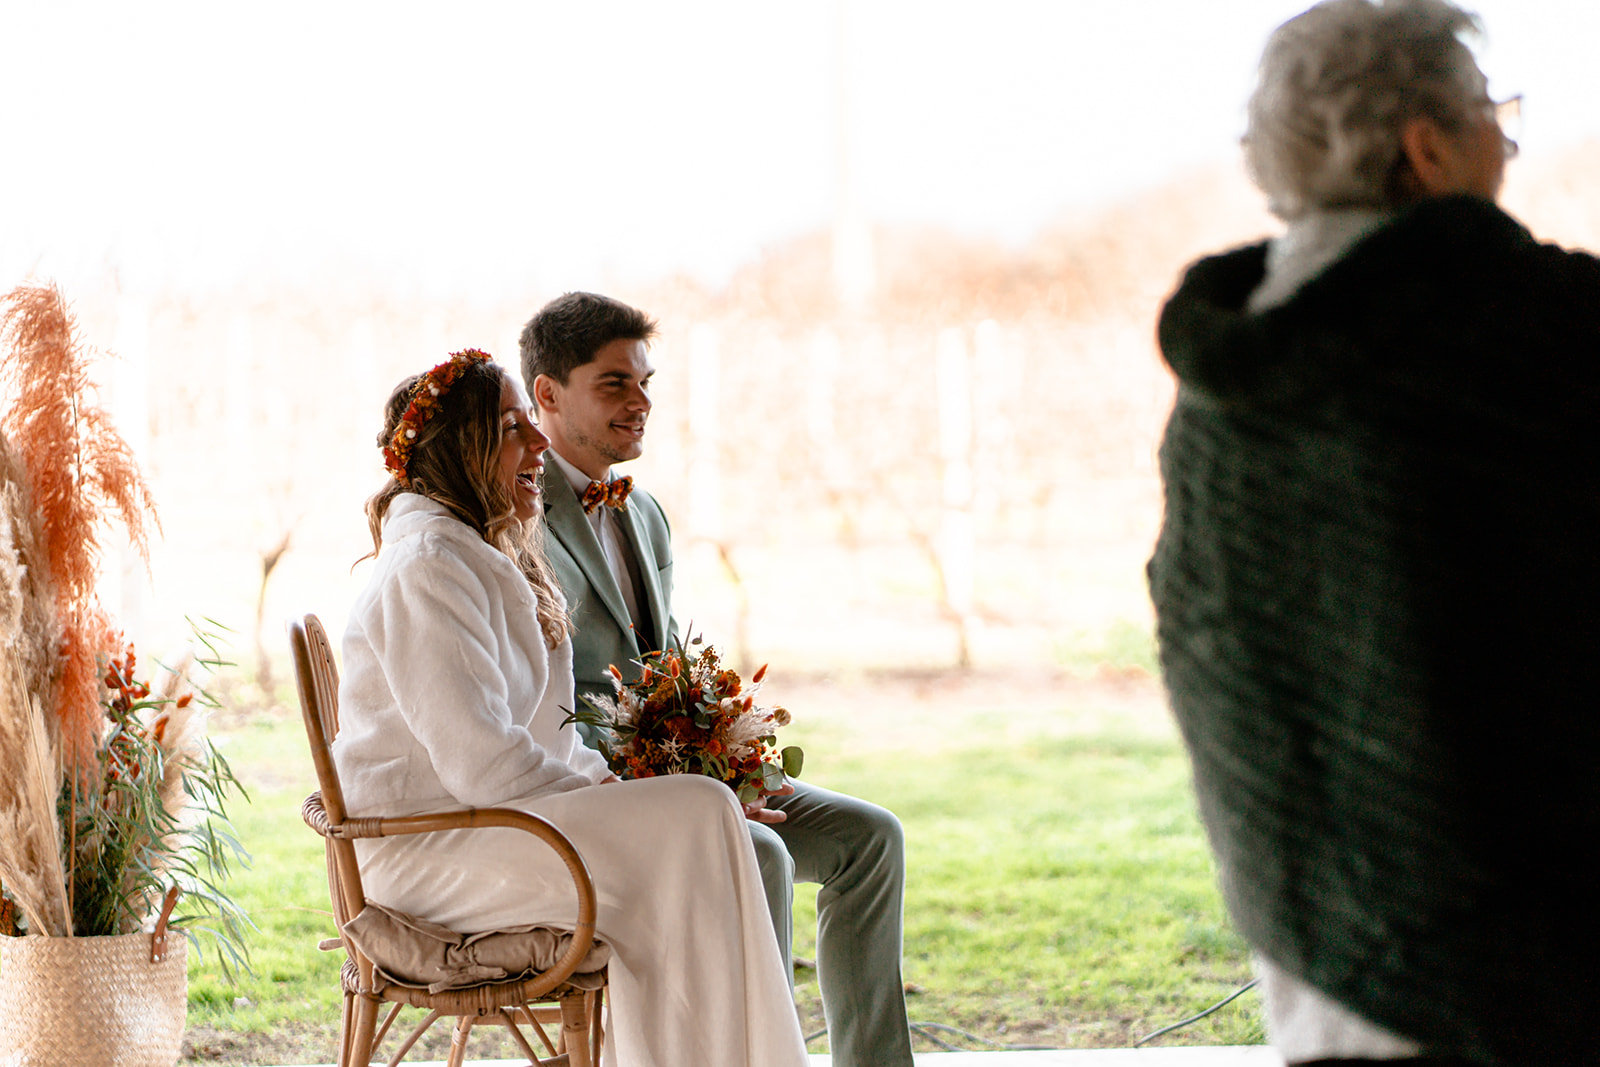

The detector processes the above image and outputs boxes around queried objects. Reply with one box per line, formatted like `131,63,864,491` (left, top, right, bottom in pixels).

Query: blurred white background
2,0,1596,680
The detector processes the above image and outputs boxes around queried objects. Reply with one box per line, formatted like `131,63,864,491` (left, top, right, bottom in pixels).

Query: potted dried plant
0,284,248,1067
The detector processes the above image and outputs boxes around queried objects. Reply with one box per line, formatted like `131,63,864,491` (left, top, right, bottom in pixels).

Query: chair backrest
287,613,367,927
288,615,346,813
287,612,607,1030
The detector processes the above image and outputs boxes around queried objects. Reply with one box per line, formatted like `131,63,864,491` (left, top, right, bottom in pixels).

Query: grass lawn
178,669,1260,1064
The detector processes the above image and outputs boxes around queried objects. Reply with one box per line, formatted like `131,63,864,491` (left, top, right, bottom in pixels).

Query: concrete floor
904,1052,1284,1066
278,1050,1285,1066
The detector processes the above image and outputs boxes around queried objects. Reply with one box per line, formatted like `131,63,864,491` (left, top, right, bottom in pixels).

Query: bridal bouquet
565,636,803,803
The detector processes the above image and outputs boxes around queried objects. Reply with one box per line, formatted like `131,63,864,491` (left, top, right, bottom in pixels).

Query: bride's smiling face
496,375,549,522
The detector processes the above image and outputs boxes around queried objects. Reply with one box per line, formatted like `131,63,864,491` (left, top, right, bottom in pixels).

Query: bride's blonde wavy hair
362,359,570,649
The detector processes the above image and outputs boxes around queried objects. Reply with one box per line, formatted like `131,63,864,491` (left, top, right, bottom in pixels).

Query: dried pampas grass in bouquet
0,283,157,779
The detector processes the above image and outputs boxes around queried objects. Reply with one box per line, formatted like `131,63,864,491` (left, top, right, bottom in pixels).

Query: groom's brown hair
520,292,657,387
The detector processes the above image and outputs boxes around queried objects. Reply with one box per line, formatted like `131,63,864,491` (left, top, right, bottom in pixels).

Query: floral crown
382,348,494,485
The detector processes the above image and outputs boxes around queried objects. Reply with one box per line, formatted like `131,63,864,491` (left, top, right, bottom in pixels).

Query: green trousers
749,778,914,1067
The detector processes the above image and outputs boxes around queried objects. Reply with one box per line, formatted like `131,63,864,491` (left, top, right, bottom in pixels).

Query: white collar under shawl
1248,208,1394,313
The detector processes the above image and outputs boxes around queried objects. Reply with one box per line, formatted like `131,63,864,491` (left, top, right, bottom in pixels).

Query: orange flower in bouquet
564,636,802,803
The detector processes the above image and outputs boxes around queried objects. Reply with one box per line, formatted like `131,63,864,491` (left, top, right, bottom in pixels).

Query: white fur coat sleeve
335,496,610,816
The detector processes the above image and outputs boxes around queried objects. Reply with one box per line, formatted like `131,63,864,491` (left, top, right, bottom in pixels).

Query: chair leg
561,993,593,1067
498,1008,547,1065
371,1002,405,1052
590,987,606,1067
386,1009,443,1067
345,993,381,1067
514,1004,562,1057
445,1015,474,1067
337,992,355,1067
336,991,355,1067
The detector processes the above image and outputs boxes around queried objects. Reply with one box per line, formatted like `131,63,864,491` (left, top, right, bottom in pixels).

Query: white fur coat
334,494,609,818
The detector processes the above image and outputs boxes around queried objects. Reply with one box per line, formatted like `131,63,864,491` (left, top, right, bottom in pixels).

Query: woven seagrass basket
0,930,187,1067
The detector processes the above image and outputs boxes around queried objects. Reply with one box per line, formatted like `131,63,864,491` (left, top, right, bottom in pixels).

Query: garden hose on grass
801,975,1262,1051
1135,977,1260,1047
804,1024,1057,1053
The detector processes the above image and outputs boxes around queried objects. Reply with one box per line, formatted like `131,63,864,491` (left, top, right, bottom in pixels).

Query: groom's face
534,337,654,481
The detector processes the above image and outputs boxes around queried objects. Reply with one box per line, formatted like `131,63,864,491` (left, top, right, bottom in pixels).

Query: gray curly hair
1244,0,1487,220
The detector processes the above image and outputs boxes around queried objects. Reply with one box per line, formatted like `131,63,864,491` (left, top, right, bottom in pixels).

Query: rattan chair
289,613,608,1067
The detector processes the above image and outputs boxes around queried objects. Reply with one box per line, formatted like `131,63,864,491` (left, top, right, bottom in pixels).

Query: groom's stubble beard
571,421,645,467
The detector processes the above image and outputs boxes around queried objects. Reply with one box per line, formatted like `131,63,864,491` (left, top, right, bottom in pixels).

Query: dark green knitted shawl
1149,196,1600,1066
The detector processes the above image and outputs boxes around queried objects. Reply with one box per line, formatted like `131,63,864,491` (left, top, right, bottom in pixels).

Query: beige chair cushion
342,903,610,994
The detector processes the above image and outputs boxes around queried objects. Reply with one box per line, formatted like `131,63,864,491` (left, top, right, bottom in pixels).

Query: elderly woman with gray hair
1148,1,1600,1065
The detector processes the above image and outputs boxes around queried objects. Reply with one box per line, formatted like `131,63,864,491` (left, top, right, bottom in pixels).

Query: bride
333,348,807,1067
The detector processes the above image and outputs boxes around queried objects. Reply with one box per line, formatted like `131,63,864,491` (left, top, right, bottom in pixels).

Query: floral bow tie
581,475,633,514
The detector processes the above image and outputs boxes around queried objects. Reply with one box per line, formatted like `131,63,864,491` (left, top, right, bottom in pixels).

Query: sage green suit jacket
540,466,914,1067
539,466,679,707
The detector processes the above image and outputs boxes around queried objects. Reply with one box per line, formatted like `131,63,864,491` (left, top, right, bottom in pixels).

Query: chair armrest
300,791,601,991
305,791,587,847
303,792,336,837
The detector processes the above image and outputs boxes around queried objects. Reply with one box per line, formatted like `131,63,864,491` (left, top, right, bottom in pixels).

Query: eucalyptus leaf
761,762,786,791
781,745,805,778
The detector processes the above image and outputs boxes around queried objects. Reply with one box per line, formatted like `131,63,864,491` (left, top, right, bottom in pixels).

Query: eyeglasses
1489,94,1522,159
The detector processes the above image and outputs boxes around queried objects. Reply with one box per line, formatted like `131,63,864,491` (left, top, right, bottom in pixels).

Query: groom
521,291,914,1067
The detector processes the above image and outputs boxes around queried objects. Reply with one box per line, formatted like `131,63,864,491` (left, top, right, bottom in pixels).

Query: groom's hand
742,781,795,824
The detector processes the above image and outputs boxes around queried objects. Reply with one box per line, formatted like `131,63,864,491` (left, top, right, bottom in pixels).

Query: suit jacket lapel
541,469,635,640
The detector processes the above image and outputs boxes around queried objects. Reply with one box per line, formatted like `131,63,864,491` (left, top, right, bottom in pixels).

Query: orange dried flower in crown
381,348,493,485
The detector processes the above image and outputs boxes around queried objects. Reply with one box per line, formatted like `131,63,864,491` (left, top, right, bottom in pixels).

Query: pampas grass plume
0,431,70,934
0,645,71,935
0,283,159,775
